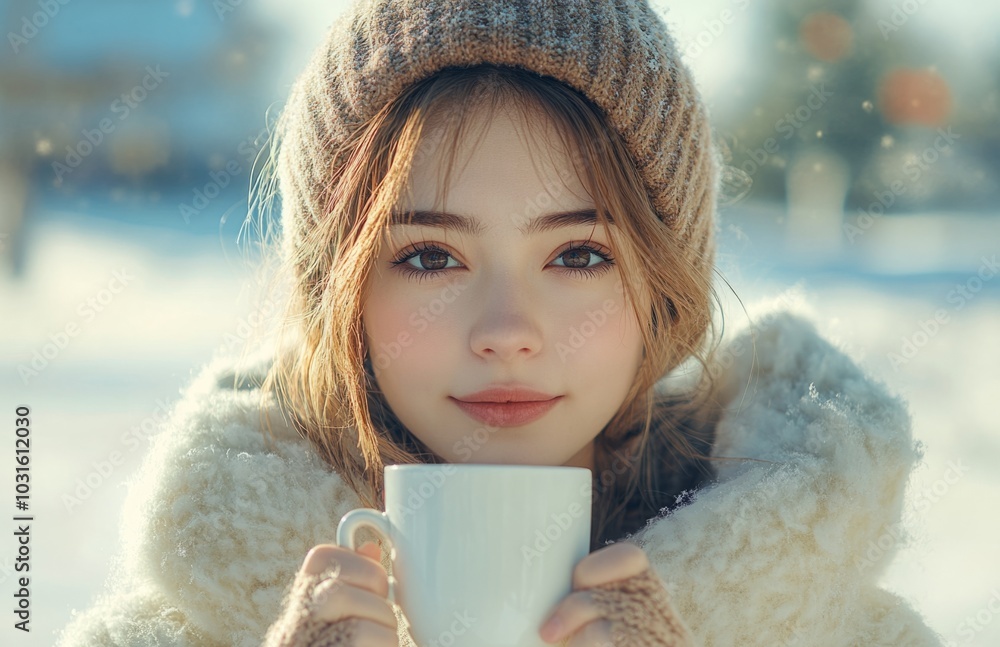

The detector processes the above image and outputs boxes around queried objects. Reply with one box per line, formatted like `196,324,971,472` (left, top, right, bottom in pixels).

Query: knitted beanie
276,0,719,277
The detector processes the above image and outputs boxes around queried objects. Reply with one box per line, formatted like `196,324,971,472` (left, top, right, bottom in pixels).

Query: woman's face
361,105,645,470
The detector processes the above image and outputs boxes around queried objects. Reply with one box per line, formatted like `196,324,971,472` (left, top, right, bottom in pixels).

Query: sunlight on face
361,104,644,470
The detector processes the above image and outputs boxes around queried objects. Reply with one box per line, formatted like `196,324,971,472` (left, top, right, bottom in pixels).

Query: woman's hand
261,541,399,647
538,542,694,646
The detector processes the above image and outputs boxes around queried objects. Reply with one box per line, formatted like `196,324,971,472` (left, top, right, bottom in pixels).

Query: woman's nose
467,278,544,362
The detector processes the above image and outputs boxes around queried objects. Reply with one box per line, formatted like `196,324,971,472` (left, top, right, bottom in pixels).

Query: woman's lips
451,396,563,427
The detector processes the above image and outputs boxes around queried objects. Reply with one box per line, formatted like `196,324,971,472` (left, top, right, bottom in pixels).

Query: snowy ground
1,204,998,646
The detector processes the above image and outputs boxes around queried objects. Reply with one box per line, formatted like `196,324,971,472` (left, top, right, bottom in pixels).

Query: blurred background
0,0,997,644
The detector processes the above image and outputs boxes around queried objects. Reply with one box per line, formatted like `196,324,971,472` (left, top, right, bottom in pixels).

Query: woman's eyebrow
388,208,612,236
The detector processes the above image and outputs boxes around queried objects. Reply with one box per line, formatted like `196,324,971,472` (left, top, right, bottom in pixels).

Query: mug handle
336,508,397,604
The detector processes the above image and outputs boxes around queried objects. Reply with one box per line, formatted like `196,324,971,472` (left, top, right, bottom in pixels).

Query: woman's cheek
395,296,462,369
553,291,638,363
364,291,427,378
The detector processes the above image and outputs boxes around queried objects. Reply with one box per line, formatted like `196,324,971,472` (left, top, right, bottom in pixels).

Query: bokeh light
879,67,953,127
799,11,853,63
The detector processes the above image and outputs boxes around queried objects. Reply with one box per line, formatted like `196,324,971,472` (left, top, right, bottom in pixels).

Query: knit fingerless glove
261,566,359,647
260,563,691,647
586,566,696,647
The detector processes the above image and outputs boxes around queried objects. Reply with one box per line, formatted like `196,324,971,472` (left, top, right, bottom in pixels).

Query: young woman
55,1,941,645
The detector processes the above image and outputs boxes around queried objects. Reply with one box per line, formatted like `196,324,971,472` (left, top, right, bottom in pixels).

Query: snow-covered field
1,208,998,646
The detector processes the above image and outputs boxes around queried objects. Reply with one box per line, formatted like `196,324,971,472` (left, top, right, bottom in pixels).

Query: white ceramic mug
336,464,592,647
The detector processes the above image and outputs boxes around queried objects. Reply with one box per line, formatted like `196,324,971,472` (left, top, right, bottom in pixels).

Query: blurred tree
717,0,997,213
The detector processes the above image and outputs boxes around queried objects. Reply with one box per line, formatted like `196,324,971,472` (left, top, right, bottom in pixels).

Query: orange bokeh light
800,12,853,62
879,68,952,127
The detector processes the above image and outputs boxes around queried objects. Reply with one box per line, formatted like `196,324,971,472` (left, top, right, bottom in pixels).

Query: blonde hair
251,64,723,549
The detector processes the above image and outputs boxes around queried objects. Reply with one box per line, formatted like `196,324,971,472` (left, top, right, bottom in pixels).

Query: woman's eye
388,243,459,281
551,245,616,278
389,242,615,281
552,247,605,270
402,248,458,272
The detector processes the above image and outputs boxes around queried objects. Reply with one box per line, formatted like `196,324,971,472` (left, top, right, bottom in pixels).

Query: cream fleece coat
54,310,943,646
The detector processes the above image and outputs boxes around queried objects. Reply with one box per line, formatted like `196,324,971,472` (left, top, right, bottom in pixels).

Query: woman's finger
356,541,383,562
311,578,399,630
565,618,614,647
540,589,602,644
347,617,401,645
571,542,650,590
313,617,400,646
301,544,391,599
